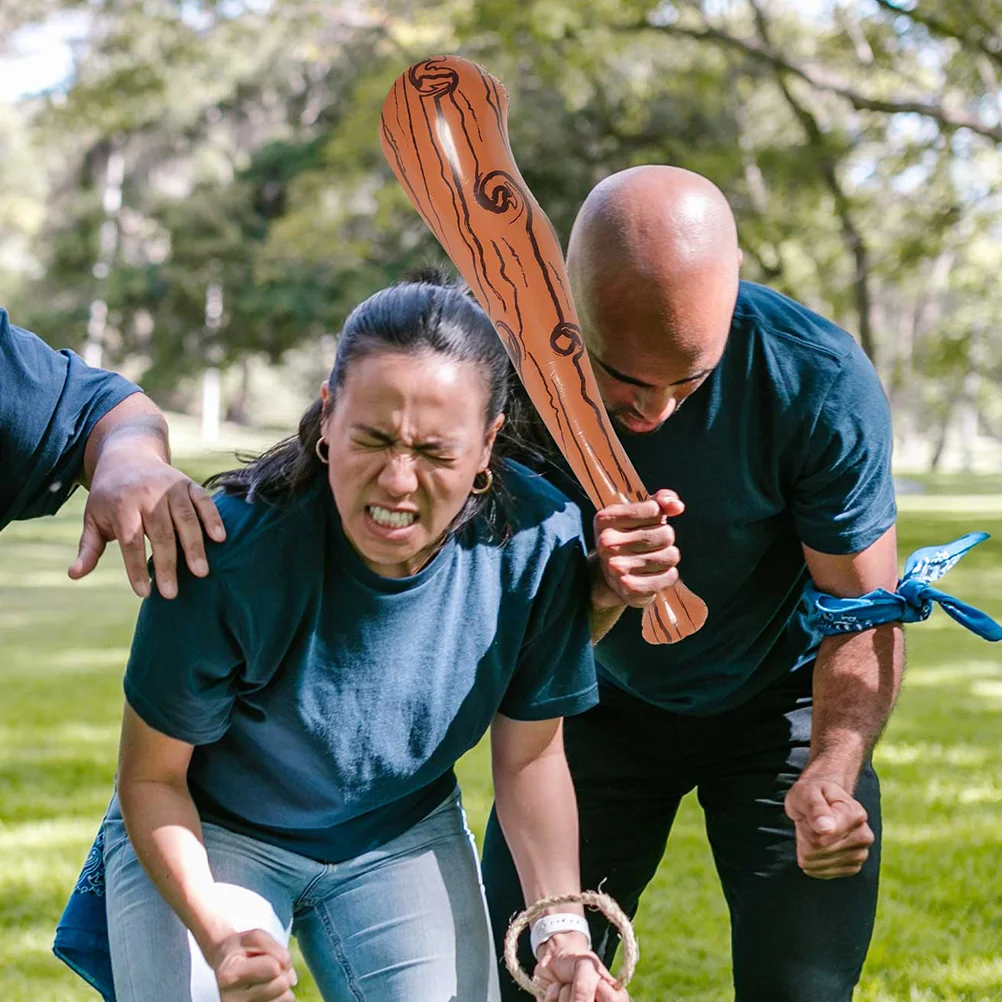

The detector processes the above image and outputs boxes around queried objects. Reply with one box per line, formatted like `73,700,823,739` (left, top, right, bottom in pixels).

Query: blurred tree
5,0,1000,466
14,0,390,376
0,101,49,301
0,0,86,43
459,0,1002,466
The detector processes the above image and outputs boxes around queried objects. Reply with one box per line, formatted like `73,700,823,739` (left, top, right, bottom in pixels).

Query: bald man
483,167,901,1002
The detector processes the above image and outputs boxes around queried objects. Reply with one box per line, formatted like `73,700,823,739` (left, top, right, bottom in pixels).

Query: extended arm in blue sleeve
0,312,139,526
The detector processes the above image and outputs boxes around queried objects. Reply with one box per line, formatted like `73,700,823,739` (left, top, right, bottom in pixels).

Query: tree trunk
746,0,878,363
226,356,253,426
928,403,955,472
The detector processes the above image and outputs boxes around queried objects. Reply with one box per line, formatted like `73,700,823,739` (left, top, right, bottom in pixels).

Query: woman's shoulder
205,480,327,572
498,460,585,546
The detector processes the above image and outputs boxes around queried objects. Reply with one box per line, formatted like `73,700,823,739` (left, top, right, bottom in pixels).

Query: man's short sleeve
791,349,897,555
499,518,599,721
0,310,140,527
124,557,245,745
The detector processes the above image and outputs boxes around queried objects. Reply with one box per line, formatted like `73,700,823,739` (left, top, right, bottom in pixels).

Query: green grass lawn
1,476,999,1001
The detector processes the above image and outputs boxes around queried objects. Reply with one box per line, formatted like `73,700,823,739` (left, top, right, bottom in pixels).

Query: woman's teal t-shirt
123,461,597,863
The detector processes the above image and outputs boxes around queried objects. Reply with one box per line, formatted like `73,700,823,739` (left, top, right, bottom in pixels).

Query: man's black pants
481,665,881,1002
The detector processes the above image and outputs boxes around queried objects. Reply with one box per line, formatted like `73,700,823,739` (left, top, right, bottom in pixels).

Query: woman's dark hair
207,268,550,541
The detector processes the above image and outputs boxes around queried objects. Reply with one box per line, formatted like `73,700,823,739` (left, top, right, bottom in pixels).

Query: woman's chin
347,515,435,577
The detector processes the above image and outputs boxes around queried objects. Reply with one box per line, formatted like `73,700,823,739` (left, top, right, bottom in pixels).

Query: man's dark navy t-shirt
123,463,598,863
0,309,139,529
565,281,897,715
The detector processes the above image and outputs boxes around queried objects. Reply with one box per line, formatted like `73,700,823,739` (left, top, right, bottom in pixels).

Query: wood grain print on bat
380,55,707,644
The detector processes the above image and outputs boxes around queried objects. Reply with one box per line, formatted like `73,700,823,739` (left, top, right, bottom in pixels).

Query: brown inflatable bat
380,55,707,644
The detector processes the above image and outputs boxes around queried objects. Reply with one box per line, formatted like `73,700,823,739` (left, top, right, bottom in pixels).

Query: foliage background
2,0,1001,467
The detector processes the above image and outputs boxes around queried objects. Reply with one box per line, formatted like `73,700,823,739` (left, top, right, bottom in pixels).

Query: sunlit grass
1,476,999,1001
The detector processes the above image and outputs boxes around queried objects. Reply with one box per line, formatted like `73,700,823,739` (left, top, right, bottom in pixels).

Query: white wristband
529,912,592,959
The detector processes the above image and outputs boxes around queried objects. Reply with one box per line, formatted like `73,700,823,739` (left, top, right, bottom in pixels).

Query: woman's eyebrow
351,425,457,449
352,424,395,442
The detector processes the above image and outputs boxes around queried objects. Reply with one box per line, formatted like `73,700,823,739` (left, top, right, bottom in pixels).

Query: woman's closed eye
416,446,457,466
351,427,396,451
350,433,456,466
353,435,390,451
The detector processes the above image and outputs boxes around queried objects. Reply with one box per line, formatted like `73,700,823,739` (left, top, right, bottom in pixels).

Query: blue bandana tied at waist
805,532,1002,641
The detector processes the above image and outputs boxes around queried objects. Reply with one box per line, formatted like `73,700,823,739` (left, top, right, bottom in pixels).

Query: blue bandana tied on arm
806,533,1002,642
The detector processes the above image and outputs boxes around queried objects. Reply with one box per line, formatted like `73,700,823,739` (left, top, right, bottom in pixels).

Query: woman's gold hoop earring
470,469,493,495
315,437,330,465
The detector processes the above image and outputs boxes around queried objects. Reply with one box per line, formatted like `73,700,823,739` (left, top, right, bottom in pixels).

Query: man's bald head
567,166,741,433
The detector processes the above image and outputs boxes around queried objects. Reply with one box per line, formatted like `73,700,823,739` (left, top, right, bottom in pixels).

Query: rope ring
503,891,638,998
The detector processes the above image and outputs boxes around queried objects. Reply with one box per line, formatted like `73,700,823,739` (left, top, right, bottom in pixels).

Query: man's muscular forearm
80,393,171,488
806,623,904,791
788,531,901,878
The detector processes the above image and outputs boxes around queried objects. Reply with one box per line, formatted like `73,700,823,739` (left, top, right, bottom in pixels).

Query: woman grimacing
102,274,626,1002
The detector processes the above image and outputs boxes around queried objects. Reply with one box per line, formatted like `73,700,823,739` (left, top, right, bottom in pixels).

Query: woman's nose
376,452,419,495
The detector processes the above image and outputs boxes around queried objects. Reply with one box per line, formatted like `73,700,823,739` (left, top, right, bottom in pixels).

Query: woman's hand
490,717,626,998
533,931,630,1002
210,928,298,1002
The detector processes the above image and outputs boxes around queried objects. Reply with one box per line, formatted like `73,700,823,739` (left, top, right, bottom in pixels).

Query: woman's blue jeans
104,789,500,1002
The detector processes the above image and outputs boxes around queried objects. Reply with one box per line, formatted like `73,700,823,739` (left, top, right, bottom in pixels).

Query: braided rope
503,891,638,998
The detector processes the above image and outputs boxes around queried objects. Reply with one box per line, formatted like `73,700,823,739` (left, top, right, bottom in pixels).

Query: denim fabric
104,789,499,1002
